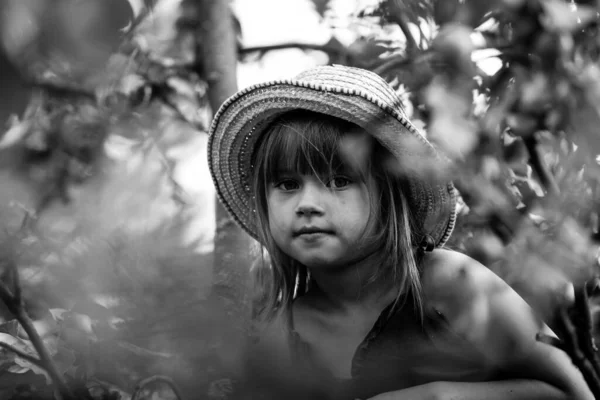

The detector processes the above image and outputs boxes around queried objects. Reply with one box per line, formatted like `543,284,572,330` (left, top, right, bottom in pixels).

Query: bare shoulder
420,248,538,359
420,248,502,308
419,249,593,399
419,248,524,343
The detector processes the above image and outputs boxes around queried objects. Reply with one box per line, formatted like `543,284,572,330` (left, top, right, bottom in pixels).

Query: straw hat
208,65,457,249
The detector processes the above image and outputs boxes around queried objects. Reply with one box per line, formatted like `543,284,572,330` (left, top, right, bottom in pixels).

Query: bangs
258,111,370,182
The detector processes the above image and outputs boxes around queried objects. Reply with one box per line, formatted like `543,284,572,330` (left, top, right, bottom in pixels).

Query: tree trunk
195,0,252,376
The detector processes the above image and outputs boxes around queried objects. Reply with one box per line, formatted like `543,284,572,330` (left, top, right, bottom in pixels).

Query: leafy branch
0,258,75,400
0,342,45,369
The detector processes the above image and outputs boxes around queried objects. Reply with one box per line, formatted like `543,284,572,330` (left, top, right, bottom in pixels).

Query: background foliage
1,0,600,399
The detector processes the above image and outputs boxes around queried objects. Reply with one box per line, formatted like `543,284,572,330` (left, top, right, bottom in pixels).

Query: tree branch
239,43,345,57
373,51,434,76
373,54,412,75
0,280,15,313
146,135,192,206
31,80,96,101
523,136,560,196
386,13,419,53
14,305,75,399
10,261,21,307
151,85,203,131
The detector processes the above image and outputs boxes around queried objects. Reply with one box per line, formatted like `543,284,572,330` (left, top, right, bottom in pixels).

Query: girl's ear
419,235,436,252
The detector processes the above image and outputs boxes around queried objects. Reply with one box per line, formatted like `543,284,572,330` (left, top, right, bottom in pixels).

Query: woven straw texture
208,65,457,247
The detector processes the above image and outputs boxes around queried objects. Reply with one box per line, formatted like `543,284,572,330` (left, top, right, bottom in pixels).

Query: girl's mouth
296,232,331,242
293,227,334,237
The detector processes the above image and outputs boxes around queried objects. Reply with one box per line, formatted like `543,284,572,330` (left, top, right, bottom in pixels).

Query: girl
207,65,592,400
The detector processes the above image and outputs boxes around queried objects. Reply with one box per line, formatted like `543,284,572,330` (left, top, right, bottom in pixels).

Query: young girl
207,65,592,400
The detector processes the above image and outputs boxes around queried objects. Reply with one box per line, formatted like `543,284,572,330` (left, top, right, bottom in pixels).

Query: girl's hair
250,110,424,323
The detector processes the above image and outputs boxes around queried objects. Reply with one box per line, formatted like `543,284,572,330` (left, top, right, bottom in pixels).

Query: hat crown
294,65,408,118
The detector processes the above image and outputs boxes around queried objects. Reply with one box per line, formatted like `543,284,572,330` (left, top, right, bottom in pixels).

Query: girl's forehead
255,112,376,179
267,135,372,179
270,125,372,156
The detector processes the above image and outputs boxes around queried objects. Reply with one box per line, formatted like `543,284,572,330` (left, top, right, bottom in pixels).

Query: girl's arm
368,379,577,400
369,249,593,400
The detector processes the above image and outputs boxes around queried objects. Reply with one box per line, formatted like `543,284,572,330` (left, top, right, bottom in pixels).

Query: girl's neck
306,255,397,314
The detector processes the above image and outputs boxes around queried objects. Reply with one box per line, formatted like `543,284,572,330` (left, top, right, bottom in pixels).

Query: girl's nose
295,184,325,216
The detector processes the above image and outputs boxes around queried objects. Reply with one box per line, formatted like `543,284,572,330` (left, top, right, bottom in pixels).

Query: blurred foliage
0,0,221,399
2,0,600,398
345,0,600,395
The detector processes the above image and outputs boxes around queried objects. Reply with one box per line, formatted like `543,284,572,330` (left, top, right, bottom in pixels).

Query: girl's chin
298,255,351,269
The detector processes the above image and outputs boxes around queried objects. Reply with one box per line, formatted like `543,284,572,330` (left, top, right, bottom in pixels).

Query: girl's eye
275,179,299,191
328,176,352,189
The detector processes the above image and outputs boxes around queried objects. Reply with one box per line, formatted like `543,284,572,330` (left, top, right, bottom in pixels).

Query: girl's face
253,112,380,269
266,170,374,269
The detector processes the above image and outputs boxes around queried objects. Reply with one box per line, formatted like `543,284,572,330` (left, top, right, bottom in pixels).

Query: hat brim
208,80,457,247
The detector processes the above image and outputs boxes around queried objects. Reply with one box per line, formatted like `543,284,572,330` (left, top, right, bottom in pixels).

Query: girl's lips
296,232,331,242
293,227,334,237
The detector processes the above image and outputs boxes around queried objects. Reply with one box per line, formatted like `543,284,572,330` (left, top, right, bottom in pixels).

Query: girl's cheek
267,212,282,232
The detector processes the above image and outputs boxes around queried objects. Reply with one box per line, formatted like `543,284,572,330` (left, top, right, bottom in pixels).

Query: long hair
250,110,424,323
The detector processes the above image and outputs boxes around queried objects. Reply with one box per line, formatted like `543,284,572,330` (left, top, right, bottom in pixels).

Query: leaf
0,320,20,336
53,344,77,376
60,311,96,352
0,118,31,150
71,299,112,320
6,364,29,375
348,38,393,69
0,331,74,385
49,308,69,322
12,354,51,384
0,332,52,382
0,332,37,355
116,340,174,359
